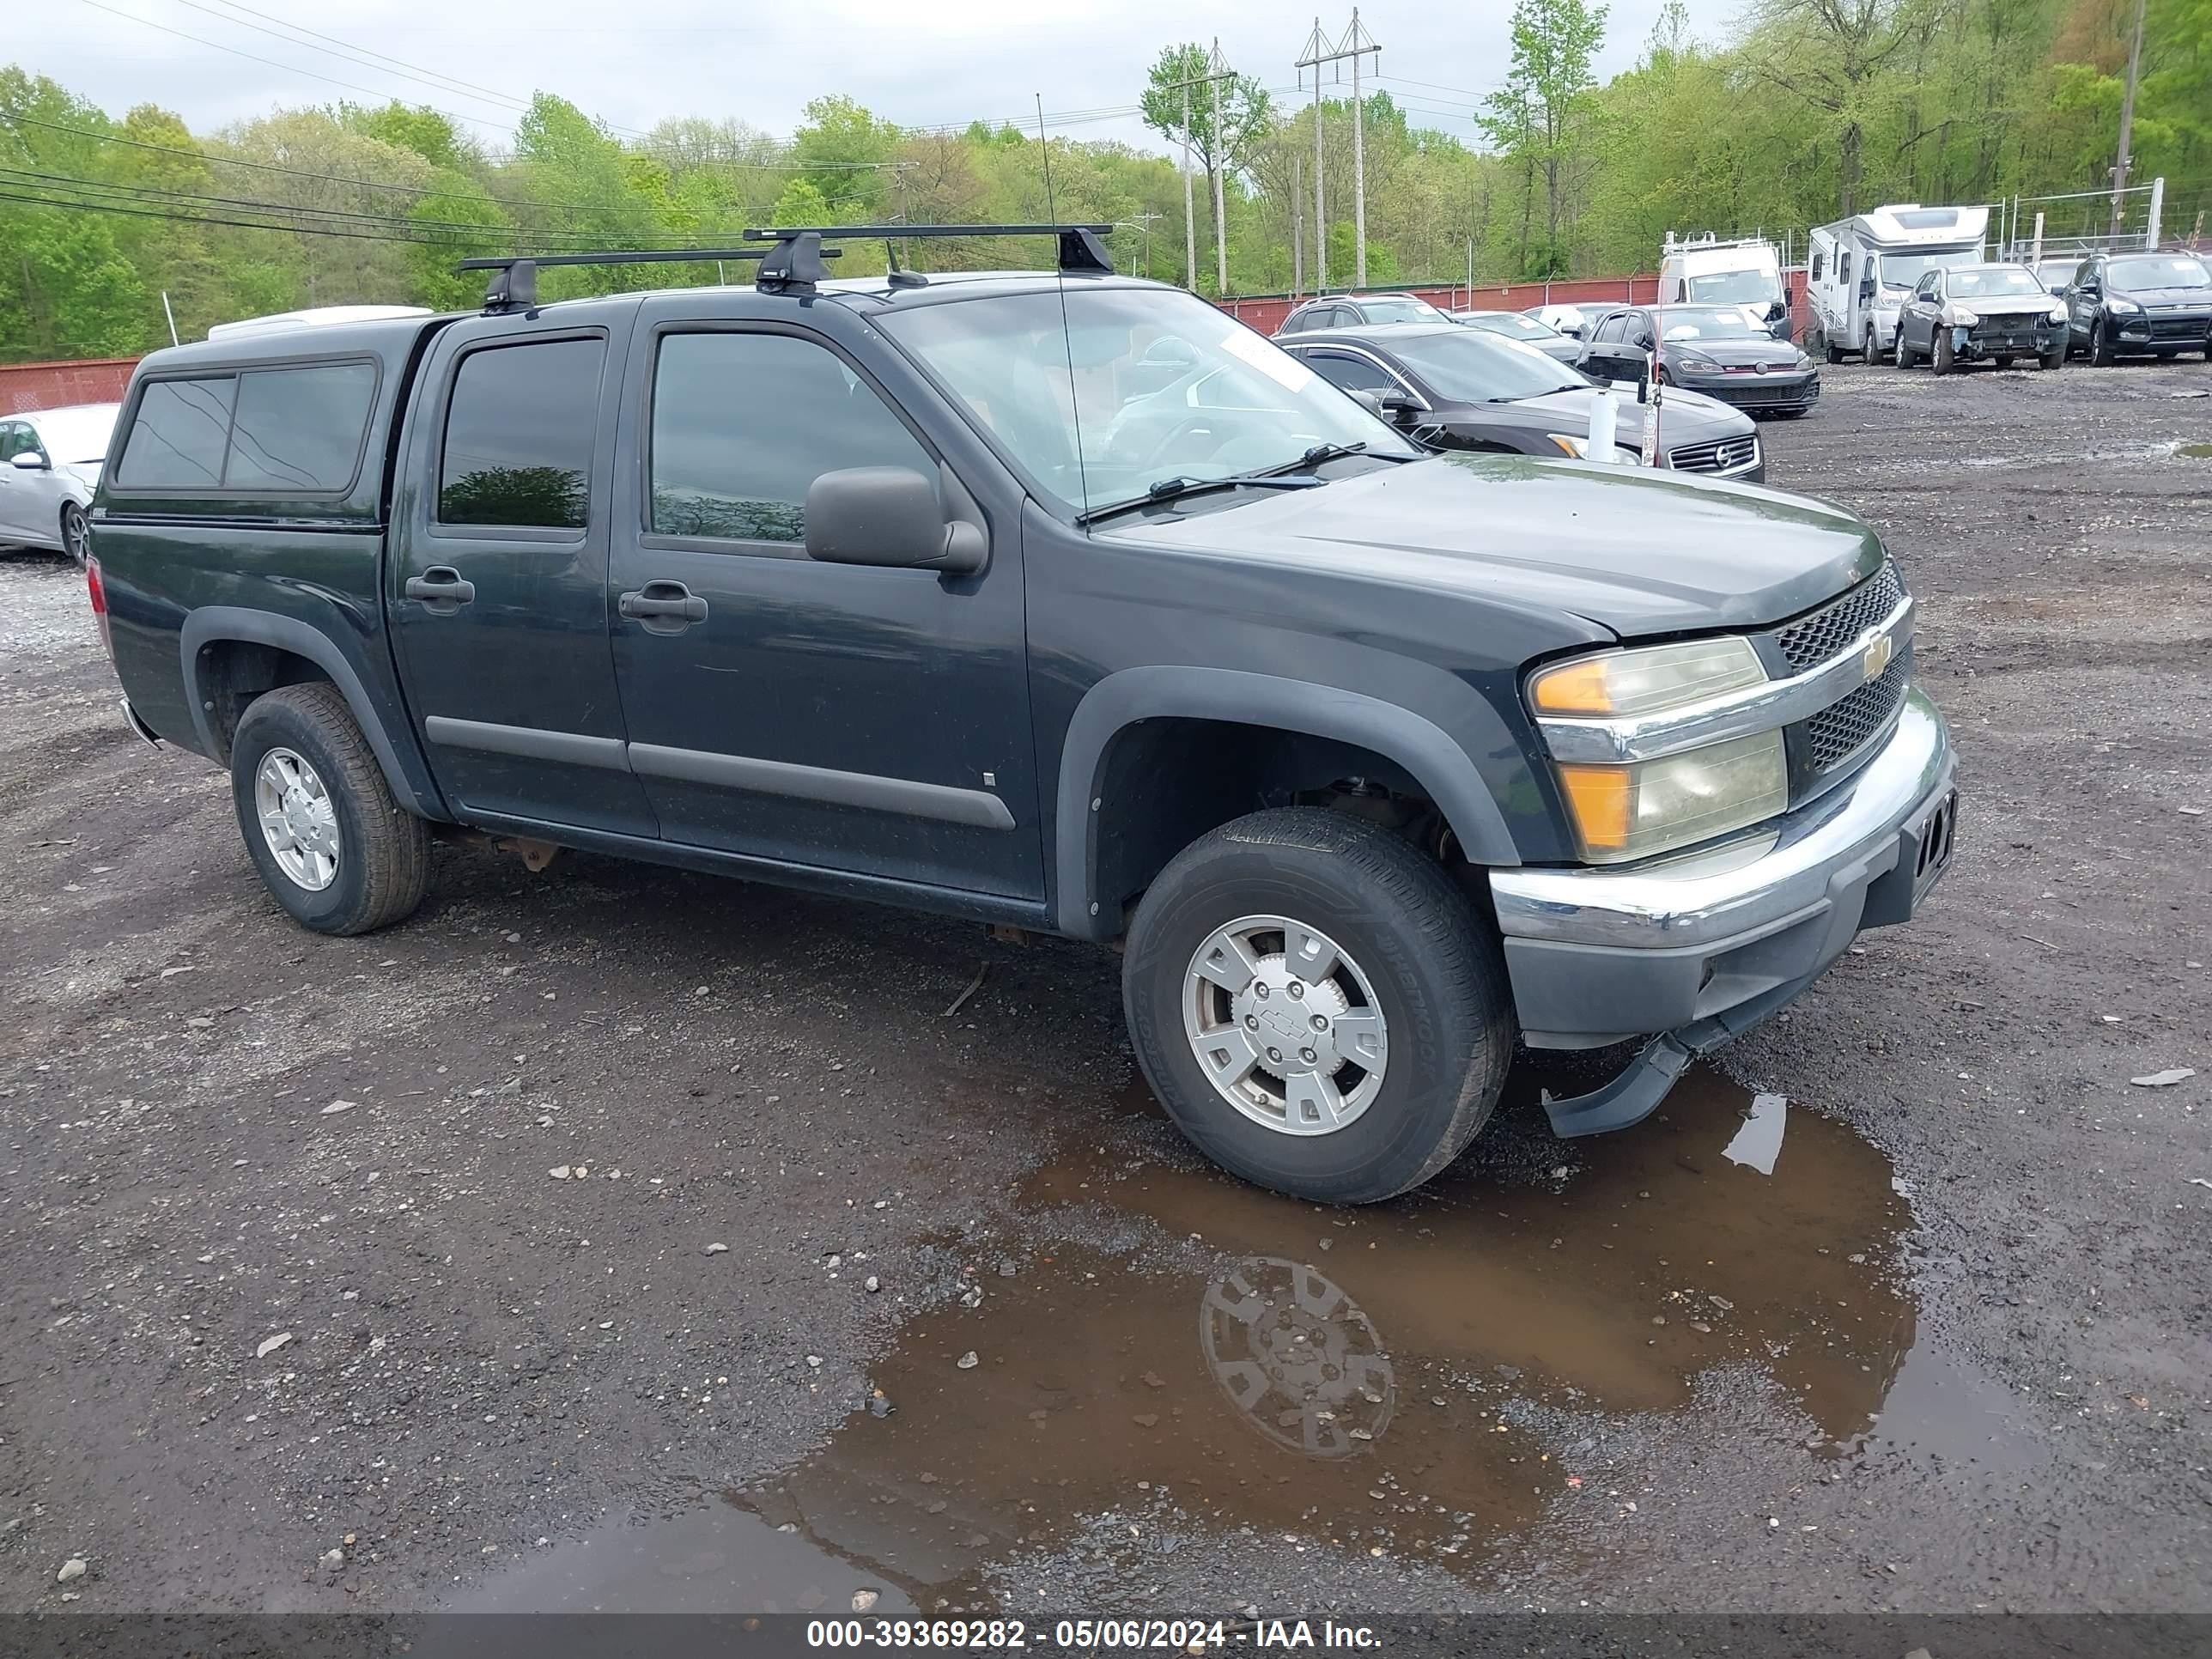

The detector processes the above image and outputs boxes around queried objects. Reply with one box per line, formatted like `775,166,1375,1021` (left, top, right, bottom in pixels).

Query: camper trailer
1808,204,1990,362
1658,234,1791,341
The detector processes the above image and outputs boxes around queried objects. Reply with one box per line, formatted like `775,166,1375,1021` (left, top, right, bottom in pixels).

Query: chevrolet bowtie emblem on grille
1864,632,1895,678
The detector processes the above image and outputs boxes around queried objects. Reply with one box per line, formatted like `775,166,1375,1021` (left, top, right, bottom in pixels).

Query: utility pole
1297,12,1381,290
1210,38,1231,295
2109,0,2148,240
1292,154,1304,296
1169,46,1238,293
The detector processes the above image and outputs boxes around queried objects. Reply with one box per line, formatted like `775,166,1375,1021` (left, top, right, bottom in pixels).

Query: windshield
1462,313,1553,340
1657,306,1769,341
2108,255,2212,290
1946,266,2045,297
1385,329,1589,403
1356,296,1449,324
1876,248,1981,290
2033,263,2075,289
1686,269,1781,304
33,405,120,465
880,288,1417,517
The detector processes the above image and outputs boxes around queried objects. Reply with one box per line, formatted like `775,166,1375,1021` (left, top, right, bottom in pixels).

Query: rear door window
438,337,605,529
116,377,237,489
226,363,377,490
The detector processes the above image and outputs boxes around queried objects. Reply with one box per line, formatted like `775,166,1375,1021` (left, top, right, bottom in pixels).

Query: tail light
86,556,114,663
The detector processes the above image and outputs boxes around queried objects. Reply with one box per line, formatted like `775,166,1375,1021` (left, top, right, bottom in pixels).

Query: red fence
1217,275,1665,336
0,359,138,415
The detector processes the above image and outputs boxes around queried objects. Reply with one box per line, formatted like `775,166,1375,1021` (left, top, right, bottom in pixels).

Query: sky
21,0,1744,155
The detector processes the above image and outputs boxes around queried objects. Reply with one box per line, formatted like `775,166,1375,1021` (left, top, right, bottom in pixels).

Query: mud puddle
460,1064,2037,1613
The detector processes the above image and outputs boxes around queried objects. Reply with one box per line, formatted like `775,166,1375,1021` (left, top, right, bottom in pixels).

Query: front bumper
1681,370,1820,411
2112,309,2212,351
1952,319,2066,360
1491,686,1955,1049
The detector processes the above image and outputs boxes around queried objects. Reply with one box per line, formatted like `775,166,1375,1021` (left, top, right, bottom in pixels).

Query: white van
1658,235,1791,342
1807,204,1990,362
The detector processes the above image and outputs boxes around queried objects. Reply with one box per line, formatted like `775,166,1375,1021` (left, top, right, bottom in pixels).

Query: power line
167,0,538,118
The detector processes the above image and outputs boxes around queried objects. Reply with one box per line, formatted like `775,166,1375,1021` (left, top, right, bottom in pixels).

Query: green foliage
0,0,2203,368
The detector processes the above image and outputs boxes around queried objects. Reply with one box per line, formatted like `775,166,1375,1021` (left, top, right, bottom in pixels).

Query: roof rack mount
744,222,1117,276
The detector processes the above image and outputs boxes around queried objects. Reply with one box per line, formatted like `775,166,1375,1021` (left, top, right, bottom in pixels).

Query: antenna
1037,94,1090,526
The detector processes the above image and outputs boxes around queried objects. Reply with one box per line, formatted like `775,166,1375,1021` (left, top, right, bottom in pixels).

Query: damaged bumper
1489,687,1957,1078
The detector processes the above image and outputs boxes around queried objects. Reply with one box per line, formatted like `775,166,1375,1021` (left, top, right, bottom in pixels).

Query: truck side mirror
805,467,986,576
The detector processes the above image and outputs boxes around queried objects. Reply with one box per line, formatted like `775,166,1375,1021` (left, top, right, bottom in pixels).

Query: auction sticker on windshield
1218,326,1315,392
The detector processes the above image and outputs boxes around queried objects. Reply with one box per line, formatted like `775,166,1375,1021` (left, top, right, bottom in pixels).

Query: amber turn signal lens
1530,657,1618,714
1556,763,1631,851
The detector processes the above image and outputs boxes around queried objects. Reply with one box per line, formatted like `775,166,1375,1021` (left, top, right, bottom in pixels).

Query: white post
1586,385,1617,460
2030,211,2045,268
161,290,179,348
2147,176,2165,248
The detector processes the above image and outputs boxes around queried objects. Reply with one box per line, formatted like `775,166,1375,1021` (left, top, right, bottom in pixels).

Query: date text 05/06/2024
802,1618,1383,1649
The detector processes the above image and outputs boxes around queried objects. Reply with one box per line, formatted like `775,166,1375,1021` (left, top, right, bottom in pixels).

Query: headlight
2047,302,2069,323
1532,638,1787,862
1546,433,1592,458
1530,636,1766,717
1555,734,1789,862
2106,295,2141,313
1678,355,1719,373
1949,307,1979,326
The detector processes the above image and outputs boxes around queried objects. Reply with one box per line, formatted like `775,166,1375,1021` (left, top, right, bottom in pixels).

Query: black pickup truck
88,225,1958,1203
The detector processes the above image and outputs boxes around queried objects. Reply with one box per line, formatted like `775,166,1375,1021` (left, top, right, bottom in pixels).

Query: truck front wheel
228,683,429,936
1122,806,1513,1203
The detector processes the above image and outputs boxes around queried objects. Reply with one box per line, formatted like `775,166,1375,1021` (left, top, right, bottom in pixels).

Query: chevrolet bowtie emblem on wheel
1865,631,1895,678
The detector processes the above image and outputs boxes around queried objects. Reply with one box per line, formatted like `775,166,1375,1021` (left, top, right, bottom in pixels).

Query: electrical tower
1296,9,1382,290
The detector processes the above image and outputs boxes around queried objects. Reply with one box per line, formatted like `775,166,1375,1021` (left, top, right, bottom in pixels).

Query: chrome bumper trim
1535,593,1913,764
1493,686,1952,951
120,696,162,747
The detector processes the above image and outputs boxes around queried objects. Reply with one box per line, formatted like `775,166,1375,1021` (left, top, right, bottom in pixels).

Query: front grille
1668,433,1759,474
1968,319,2045,345
1805,658,1908,772
2147,313,2211,341
1713,379,1811,406
1773,562,1906,672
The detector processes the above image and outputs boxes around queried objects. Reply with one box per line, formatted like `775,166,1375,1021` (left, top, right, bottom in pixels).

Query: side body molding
179,606,450,820
1053,665,1520,938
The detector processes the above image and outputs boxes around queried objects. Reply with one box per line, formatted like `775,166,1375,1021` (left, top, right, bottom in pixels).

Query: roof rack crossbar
455,241,846,312
744,222,1116,276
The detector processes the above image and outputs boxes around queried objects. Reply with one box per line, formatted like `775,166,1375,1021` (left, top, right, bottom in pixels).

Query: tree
1480,0,1611,277
1746,0,1925,214
789,95,898,219
1140,44,1273,285
769,178,832,228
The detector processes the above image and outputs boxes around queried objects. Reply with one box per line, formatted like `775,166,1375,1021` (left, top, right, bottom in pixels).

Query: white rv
1807,204,1990,362
1658,234,1791,341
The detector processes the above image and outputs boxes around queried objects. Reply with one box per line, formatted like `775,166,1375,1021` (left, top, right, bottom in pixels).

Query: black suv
2062,249,2212,362
87,226,1957,1203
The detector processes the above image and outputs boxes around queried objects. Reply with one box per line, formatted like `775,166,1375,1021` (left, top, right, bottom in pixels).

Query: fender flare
1053,665,1521,938
178,607,448,820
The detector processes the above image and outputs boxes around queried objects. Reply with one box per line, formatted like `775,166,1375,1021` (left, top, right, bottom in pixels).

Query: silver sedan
0,403,120,566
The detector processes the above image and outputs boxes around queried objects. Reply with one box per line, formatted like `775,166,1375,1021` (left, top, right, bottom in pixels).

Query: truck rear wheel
1122,806,1513,1204
228,683,429,936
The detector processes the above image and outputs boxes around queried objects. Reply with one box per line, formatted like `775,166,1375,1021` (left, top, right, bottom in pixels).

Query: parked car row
0,402,117,565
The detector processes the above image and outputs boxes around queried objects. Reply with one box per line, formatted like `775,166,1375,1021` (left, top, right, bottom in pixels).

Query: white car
0,403,120,566
1522,302,1589,339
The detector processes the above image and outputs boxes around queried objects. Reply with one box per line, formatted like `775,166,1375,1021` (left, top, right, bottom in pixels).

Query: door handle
619,580,708,632
404,566,475,613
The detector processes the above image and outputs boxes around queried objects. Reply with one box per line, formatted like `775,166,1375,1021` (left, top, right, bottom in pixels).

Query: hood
2116,286,2212,308
1664,338,1807,371
1528,336,1583,362
1105,452,1883,637
1952,294,2061,317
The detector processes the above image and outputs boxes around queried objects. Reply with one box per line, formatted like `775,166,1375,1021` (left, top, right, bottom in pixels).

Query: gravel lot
2,359,2208,1622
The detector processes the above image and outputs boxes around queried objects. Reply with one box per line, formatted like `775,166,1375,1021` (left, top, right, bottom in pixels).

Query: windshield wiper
1075,472,1325,527
1248,441,1419,477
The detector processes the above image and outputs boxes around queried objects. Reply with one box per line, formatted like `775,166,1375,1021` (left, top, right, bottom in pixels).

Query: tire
2038,344,2064,371
1931,329,1954,374
1822,332,1844,365
59,501,90,568
1995,354,2014,369
2090,319,2116,366
1122,806,1513,1204
228,682,429,936
1893,328,1916,369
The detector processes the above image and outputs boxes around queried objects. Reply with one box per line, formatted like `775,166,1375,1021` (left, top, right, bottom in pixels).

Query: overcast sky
26,0,1745,155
